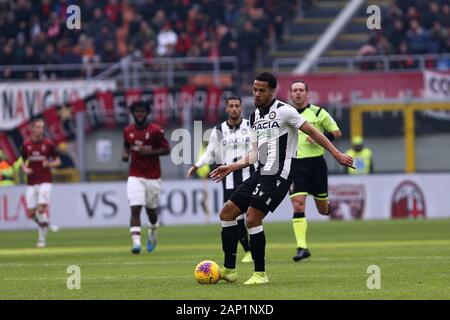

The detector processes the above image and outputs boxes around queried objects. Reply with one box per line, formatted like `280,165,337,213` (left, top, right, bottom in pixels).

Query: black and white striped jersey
196,119,256,190
250,99,306,180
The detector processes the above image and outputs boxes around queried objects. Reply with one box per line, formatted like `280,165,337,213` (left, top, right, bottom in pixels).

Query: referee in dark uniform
289,81,342,262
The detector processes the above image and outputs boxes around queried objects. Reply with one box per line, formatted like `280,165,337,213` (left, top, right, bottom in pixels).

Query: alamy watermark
366,265,381,290
66,5,81,30
170,121,218,166
66,265,81,290
169,121,281,175
366,5,381,30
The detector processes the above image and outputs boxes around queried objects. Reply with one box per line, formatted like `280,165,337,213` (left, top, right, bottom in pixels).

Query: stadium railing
0,56,239,89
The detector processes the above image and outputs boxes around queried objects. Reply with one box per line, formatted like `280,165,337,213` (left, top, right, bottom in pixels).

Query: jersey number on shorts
252,184,261,196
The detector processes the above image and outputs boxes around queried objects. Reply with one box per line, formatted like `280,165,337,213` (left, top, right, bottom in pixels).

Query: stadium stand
261,0,449,72
358,0,450,70
1,0,448,78
260,0,395,72
0,0,300,80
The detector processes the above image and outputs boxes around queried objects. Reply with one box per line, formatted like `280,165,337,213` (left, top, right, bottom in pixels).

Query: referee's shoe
293,248,311,262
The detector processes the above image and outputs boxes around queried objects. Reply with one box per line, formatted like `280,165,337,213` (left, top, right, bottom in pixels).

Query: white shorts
26,183,52,209
127,177,161,209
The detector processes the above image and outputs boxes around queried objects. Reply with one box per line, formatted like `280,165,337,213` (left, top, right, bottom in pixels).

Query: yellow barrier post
351,102,450,173
404,108,416,173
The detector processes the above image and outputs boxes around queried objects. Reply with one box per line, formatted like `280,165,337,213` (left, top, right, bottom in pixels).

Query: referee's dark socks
293,212,305,219
237,216,251,252
248,226,266,272
221,220,239,269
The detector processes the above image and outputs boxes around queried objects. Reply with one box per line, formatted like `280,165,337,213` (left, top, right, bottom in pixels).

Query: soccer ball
194,260,221,284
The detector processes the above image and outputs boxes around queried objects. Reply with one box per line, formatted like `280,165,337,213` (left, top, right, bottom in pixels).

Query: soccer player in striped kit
21,118,61,248
210,73,354,284
187,97,254,263
123,101,171,254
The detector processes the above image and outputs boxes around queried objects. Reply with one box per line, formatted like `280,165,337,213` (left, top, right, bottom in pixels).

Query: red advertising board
276,72,425,106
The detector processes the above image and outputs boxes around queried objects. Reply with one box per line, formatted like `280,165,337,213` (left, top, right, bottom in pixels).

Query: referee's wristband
324,132,335,142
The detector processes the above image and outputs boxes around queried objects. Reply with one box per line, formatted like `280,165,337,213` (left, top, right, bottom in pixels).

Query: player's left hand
210,165,232,182
22,166,33,175
335,152,355,169
42,160,49,168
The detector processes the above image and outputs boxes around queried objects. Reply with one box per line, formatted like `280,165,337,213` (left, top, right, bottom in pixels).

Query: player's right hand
186,166,197,178
122,150,129,162
210,165,232,182
335,152,355,169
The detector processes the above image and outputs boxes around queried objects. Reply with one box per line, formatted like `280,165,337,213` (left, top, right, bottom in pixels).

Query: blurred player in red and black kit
21,118,61,248
123,101,171,254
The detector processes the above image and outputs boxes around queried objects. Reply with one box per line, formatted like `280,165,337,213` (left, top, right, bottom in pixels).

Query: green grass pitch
1,219,449,300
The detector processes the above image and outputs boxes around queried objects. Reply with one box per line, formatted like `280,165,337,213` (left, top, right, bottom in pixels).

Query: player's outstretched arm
210,143,257,182
299,122,354,168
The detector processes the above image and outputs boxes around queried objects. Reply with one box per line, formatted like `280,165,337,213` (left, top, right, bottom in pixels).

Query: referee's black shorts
289,156,328,200
229,170,291,215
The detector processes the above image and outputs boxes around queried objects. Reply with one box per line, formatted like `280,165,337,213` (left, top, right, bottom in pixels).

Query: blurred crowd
0,0,300,79
359,0,450,69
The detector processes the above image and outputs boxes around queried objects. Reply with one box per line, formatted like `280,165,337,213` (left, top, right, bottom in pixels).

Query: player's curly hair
129,100,151,113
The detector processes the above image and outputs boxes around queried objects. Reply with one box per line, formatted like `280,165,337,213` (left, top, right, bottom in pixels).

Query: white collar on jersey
257,98,277,117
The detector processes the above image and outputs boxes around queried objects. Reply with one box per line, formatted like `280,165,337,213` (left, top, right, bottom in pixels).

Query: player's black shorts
223,188,235,203
289,156,328,200
229,170,292,215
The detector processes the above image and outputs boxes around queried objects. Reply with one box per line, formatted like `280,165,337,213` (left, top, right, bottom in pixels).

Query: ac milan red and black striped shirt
21,138,57,185
123,122,169,179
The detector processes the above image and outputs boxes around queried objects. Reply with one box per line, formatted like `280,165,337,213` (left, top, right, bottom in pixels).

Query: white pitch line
0,260,199,268
0,256,449,268
2,273,449,282
1,239,450,256
2,275,193,281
